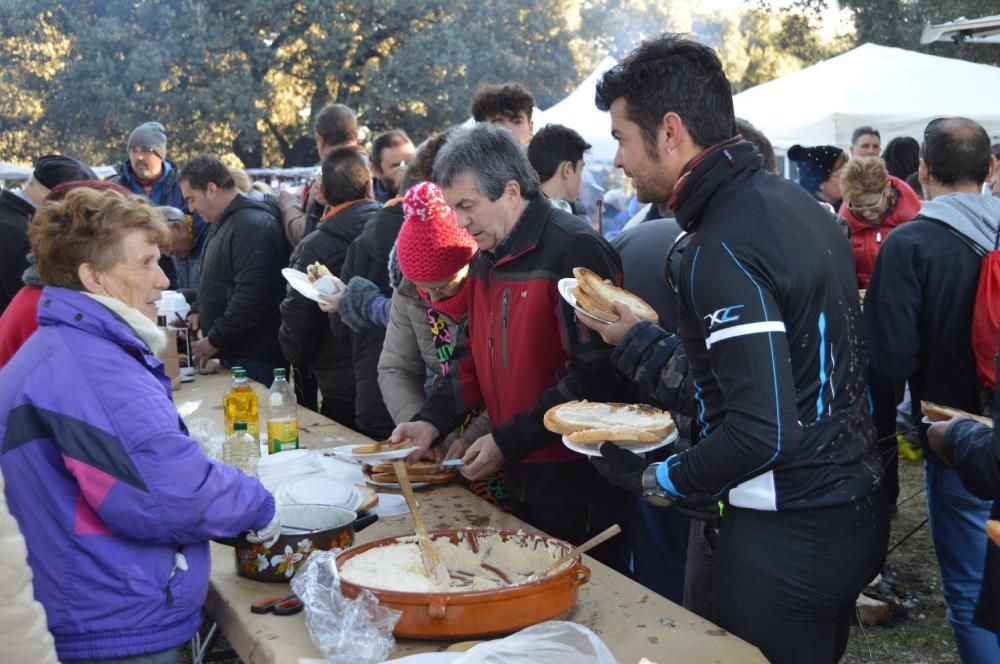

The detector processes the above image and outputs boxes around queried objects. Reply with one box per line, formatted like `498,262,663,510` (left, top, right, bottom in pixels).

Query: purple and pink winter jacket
0,287,274,661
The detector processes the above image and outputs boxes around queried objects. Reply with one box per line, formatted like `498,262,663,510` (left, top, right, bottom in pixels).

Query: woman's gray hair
432,123,539,200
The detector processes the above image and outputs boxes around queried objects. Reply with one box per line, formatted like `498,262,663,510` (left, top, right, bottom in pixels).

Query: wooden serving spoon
525,523,622,583
393,461,451,586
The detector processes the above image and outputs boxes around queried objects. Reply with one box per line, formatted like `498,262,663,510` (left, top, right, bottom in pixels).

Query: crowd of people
1,31,999,664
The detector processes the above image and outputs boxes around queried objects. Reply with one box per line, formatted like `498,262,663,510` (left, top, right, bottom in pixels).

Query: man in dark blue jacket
108,122,190,287
180,154,288,386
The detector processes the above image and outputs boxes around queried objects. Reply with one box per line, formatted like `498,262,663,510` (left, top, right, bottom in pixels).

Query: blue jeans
925,461,1000,663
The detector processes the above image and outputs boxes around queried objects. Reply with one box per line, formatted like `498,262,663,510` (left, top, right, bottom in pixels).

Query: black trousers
713,492,889,664
509,498,630,577
870,377,904,507
320,395,357,432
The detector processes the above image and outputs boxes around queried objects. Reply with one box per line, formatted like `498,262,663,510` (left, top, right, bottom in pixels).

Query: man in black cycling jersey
580,34,888,663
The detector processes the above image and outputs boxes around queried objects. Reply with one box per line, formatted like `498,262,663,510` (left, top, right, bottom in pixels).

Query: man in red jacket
390,123,631,569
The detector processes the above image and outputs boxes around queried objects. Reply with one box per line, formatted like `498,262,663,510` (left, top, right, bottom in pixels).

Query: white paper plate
392,653,459,663
562,429,679,457
282,268,339,303
370,493,413,518
557,277,615,324
283,475,356,507
366,478,428,489
259,448,313,470
332,444,417,461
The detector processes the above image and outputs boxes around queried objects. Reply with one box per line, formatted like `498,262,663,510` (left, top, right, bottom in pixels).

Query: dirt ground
842,456,959,664
182,456,962,664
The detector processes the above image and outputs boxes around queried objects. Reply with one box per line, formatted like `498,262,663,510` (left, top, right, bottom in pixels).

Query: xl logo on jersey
704,304,744,328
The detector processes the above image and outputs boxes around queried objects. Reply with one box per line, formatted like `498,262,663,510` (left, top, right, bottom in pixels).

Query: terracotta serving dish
336,528,591,639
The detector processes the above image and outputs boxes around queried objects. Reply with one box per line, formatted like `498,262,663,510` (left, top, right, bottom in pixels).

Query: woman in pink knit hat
377,182,506,508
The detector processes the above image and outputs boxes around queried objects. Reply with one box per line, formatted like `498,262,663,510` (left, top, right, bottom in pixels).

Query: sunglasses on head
846,188,887,215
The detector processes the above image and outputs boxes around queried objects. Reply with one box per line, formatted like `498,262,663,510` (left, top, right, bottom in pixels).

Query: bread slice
920,401,992,427
306,261,333,283
370,461,444,475
544,400,674,442
573,267,659,324
351,439,413,455
370,471,457,485
573,286,618,321
988,520,1000,548
566,427,671,444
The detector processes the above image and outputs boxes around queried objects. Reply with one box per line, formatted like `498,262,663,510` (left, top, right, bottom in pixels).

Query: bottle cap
232,367,246,378
273,367,287,379
234,422,248,431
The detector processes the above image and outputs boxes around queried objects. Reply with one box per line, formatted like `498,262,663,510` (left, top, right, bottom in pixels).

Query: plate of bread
544,400,677,456
282,263,341,303
332,439,418,461
558,267,659,325
363,461,457,488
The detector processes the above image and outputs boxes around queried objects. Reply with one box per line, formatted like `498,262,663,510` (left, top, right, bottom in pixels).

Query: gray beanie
128,122,167,159
154,205,185,223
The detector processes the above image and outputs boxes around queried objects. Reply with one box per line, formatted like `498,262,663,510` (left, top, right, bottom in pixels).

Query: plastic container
221,422,260,476
266,368,299,453
223,367,259,439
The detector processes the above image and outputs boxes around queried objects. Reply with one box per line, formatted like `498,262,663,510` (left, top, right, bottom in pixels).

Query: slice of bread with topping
573,267,659,324
544,400,675,445
920,401,992,427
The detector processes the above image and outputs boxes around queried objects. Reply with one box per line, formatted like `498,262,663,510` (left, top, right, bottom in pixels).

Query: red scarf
416,276,470,323
132,173,159,189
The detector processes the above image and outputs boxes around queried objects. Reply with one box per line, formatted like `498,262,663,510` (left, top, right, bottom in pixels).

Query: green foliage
0,0,584,167
0,0,845,167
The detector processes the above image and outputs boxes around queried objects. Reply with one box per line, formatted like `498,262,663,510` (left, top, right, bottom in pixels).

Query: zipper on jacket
487,268,503,417
500,288,511,369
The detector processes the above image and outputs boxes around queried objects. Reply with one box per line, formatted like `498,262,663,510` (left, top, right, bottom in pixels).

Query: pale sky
703,0,853,38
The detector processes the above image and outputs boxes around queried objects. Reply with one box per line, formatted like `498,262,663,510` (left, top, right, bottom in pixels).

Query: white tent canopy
922,14,1000,45
540,56,619,162
733,43,1000,149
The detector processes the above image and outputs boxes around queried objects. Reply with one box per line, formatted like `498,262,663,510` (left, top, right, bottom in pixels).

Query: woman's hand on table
391,420,440,463
461,434,504,481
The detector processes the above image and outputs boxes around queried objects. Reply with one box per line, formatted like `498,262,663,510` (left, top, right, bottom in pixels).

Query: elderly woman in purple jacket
0,188,278,663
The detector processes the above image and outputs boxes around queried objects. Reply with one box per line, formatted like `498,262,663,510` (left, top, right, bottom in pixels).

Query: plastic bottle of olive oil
266,368,299,453
223,367,259,440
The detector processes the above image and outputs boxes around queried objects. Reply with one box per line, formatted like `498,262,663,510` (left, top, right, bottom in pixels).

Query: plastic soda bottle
266,368,299,453
222,422,259,476
223,367,259,440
